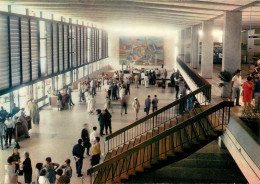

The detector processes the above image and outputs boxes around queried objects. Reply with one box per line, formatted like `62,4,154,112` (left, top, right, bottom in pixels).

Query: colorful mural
119,37,164,66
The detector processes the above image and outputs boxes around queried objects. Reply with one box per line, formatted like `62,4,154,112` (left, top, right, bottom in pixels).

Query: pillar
201,20,213,78
180,29,185,56
222,11,242,74
191,25,200,69
184,27,191,63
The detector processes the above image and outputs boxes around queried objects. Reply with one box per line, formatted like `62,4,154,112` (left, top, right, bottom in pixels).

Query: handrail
106,84,210,141
176,57,210,87
104,57,212,153
88,101,233,175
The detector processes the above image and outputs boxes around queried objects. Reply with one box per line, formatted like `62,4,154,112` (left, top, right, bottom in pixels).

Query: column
191,25,200,69
222,11,242,74
201,20,213,78
179,29,184,56
184,27,191,63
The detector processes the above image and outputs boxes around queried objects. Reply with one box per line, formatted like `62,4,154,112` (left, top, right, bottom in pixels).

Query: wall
108,31,176,71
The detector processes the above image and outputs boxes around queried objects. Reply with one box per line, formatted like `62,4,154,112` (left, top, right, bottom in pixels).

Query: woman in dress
21,152,32,184
243,76,255,110
87,95,96,114
45,157,59,184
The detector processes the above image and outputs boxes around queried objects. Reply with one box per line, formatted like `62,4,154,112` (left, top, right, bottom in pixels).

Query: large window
40,20,47,76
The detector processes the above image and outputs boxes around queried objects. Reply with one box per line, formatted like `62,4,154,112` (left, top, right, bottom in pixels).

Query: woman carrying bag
21,152,32,184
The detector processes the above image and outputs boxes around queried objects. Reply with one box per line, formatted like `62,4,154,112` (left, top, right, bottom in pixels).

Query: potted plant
218,70,233,98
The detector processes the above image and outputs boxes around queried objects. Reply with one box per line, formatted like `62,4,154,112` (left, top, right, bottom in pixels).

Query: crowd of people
231,60,260,112
0,100,40,150
3,67,185,184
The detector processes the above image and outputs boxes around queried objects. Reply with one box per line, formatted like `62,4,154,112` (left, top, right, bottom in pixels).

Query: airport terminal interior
0,0,260,183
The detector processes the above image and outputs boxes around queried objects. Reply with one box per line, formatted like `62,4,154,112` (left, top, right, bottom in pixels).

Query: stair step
135,165,144,172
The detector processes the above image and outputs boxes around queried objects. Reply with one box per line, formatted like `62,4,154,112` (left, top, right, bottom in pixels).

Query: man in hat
132,97,140,120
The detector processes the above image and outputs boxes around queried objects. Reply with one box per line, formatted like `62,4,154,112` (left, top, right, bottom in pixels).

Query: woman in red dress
243,76,255,109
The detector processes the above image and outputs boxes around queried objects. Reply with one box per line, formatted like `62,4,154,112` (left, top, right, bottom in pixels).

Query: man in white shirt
4,115,15,147
231,69,242,106
90,126,98,145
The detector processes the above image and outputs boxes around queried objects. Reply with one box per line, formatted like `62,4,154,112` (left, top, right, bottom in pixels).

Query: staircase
87,57,235,183
87,100,233,183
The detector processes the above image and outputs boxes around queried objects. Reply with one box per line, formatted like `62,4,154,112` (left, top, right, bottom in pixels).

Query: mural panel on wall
119,37,164,66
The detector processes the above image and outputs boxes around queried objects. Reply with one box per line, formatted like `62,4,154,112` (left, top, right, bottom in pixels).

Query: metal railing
104,84,211,153
88,101,233,183
104,57,211,153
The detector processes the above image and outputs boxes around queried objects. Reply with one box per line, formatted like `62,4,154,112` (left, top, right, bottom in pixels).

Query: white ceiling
1,0,260,29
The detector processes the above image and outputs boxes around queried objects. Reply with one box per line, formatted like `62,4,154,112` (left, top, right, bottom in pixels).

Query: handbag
16,169,23,176
144,108,146,112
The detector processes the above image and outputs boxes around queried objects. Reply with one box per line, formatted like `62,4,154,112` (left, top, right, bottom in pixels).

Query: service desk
51,94,69,110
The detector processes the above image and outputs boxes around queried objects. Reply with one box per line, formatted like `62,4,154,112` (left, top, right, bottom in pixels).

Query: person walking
72,139,84,177
98,110,106,136
144,74,149,88
21,152,32,184
81,124,91,156
90,137,101,167
4,115,15,148
175,79,180,99
104,109,112,135
67,87,75,106
0,106,8,121
170,72,175,86
112,83,118,100
164,69,168,79
45,157,59,184
60,159,72,184
132,97,140,120
152,95,159,112
104,96,113,113
243,76,255,110
32,101,40,124
0,119,7,150
145,95,151,115
134,74,139,88
90,79,96,96
121,95,128,115
87,95,96,114
57,92,62,111
90,127,98,145
126,78,131,95
231,69,242,106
